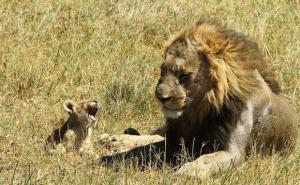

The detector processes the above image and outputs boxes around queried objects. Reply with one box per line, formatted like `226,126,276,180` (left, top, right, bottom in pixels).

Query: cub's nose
92,101,101,109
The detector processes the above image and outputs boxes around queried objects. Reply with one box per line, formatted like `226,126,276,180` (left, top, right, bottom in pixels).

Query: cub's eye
179,73,191,83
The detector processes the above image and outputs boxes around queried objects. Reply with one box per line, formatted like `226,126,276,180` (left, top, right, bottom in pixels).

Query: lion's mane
164,20,280,111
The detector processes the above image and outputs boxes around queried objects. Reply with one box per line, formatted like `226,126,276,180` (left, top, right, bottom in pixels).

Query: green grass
0,0,299,184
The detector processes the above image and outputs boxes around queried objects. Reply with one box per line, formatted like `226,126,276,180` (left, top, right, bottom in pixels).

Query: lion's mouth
160,97,193,119
160,103,183,119
161,106,183,119
162,97,193,110
87,102,100,122
184,97,193,107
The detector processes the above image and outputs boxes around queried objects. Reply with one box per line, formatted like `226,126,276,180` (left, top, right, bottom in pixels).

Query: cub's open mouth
87,103,100,121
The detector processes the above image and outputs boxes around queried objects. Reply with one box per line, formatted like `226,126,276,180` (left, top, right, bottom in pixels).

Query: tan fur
98,134,164,153
45,100,100,156
99,20,298,179
163,20,280,111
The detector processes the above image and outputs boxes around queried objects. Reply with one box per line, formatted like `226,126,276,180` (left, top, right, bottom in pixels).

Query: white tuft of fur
160,103,182,119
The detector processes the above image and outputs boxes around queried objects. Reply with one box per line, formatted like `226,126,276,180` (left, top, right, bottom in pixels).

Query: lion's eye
179,73,191,83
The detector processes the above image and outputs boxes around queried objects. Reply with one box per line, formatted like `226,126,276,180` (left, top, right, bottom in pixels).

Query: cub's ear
63,100,76,113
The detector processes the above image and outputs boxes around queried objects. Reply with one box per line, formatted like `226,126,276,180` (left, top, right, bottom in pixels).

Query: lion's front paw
176,162,211,180
97,134,137,153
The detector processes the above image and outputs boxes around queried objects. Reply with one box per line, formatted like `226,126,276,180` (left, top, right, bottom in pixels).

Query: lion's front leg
177,102,254,179
98,134,164,153
177,150,242,179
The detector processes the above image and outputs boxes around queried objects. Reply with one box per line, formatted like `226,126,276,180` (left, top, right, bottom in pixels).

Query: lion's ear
63,100,76,113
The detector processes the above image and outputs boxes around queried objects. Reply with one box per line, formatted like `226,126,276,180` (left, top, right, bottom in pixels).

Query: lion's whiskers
184,97,193,106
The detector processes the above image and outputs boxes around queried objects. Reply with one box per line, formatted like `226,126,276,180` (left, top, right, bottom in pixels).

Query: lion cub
45,100,100,155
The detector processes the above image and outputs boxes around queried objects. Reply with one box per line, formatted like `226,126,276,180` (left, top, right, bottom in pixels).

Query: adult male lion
99,20,298,179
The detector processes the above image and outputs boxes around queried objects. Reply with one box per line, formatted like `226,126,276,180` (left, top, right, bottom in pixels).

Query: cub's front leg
79,128,96,157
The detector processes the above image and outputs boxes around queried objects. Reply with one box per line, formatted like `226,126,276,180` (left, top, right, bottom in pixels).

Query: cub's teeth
88,114,96,121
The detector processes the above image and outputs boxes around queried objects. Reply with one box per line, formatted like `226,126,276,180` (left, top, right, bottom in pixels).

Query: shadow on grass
98,140,183,171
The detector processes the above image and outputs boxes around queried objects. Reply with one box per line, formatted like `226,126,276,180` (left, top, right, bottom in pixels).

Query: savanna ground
0,0,299,184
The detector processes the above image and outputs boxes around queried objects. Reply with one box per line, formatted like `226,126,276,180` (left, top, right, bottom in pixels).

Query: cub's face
63,100,100,126
156,39,211,119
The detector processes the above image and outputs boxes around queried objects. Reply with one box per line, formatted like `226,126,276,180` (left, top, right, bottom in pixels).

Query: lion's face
156,39,212,119
63,100,100,126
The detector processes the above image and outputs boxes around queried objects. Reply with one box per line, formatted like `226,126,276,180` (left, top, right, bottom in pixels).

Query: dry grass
0,0,299,184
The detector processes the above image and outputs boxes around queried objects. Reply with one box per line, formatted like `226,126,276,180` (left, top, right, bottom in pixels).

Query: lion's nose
155,87,171,103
